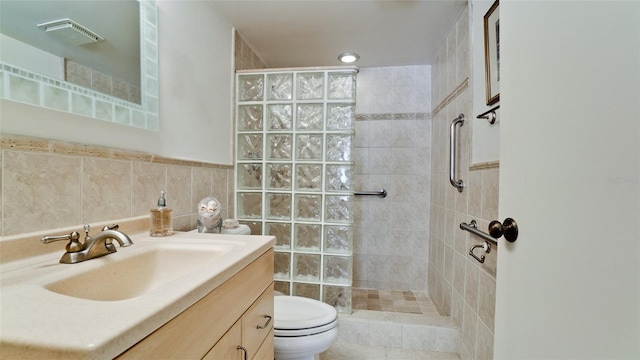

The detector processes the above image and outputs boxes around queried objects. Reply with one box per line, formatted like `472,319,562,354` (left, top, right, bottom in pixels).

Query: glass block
296,104,324,130
325,195,353,223
295,194,322,221
326,134,352,161
323,286,352,313
274,252,291,280
267,104,292,130
274,281,291,295
293,283,320,300
293,253,320,281
324,225,353,254
267,193,291,220
324,255,352,284
327,104,355,130
328,72,355,99
267,222,292,250
267,134,292,160
296,134,323,161
326,165,352,191
267,73,293,100
297,72,324,100
237,163,262,190
237,105,263,131
238,74,264,101
237,134,263,160
294,223,321,251
237,193,262,219
295,164,322,191
267,163,292,190
9,74,40,105
240,220,263,235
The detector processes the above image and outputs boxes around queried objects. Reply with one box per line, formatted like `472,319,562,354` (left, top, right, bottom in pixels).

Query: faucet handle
41,231,84,252
41,232,76,243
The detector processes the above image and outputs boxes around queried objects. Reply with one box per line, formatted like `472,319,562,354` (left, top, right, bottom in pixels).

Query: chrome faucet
41,224,133,264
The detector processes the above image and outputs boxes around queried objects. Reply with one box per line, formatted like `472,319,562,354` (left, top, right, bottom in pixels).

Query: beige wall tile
92,70,112,96
428,6,498,358
132,162,167,216
212,168,228,218
192,167,213,212
167,165,192,216
82,158,131,224
1,136,234,237
478,270,496,333
65,60,91,89
481,169,499,221
3,152,82,235
0,154,3,236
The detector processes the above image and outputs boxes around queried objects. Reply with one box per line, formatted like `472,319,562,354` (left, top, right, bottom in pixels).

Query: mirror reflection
0,0,158,130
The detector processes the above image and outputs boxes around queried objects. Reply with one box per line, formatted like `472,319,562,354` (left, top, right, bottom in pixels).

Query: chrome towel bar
449,113,465,192
461,218,519,263
460,220,497,245
354,189,387,198
460,219,519,243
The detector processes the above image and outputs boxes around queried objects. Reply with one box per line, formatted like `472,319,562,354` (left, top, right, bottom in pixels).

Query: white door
495,1,639,358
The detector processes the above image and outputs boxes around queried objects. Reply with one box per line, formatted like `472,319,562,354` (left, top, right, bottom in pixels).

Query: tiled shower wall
428,5,499,360
0,32,266,238
353,65,432,291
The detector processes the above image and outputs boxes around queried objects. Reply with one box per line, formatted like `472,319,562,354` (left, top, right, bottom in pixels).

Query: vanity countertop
0,231,275,359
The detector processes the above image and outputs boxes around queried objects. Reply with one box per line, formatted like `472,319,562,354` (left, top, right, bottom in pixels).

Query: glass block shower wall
235,68,357,313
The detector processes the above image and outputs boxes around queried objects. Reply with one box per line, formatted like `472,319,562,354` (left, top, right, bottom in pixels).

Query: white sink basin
44,244,229,301
0,231,275,359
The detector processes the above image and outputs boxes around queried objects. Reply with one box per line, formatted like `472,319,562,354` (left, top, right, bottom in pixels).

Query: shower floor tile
352,288,437,315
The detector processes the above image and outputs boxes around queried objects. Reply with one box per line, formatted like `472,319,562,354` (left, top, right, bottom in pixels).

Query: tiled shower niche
236,68,357,313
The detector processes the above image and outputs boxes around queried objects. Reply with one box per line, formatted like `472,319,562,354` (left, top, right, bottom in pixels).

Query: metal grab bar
449,114,465,192
460,220,497,245
354,189,387,198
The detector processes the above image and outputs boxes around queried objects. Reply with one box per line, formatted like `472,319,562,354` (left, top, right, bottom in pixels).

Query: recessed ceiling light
338,52,359,63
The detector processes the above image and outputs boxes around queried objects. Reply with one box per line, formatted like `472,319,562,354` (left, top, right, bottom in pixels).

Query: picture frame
483,0,500,105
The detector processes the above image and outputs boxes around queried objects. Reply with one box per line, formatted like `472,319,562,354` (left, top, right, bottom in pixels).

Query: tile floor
320,343,459,360
319,289,460,360
351,289,436,314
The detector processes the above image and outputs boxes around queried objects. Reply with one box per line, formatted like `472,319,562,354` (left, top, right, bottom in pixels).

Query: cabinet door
242,284,274,358
203,321,242,360
251,328,274,360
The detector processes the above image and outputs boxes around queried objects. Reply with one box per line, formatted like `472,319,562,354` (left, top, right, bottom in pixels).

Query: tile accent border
356,112,431,121
432,77,470,117
0,134,233,169
470,160,500,171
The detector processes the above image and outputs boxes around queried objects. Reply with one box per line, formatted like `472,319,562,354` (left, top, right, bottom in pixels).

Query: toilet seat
274,296,338,337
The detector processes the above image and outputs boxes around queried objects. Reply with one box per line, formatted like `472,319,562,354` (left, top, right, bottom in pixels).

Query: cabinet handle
237,345,248,360
256,314,272,329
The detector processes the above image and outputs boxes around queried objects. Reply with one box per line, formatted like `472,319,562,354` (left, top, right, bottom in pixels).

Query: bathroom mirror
0,0,158,130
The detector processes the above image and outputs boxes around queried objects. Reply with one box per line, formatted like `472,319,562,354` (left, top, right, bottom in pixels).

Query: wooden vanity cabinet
204,286,274,360
117,249,274,360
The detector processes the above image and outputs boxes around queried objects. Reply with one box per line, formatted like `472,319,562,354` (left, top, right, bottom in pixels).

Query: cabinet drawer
242,284,274,358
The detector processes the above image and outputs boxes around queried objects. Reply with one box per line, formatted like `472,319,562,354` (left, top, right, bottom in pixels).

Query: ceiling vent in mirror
37,18,104,46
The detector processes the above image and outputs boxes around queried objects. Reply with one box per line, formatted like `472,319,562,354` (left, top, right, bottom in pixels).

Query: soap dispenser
150,191,173,237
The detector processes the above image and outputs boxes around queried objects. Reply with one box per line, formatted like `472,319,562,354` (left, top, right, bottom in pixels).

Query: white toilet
273,295,338,360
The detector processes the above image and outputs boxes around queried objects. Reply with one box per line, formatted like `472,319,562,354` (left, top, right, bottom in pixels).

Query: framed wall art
484,0,500,105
